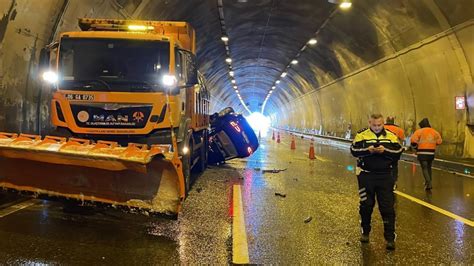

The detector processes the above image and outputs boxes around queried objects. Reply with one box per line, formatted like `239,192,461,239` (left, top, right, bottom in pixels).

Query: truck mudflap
0,132,185,215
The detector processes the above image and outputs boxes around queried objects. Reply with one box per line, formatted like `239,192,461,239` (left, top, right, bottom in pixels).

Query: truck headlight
42,71,58,84
162,74,177,87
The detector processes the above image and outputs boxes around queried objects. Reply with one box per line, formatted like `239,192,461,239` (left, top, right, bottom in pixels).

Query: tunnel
0,0,473,264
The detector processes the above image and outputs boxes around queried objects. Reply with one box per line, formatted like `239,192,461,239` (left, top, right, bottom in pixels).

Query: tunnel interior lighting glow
128,25,154,31
308,38,318,45
272,86,276,89
291,60,298,65
245,112,271,137
229,71,234,76
276,80,280,84
280,72,287,77
42,71,58,83
233,85,238,89
226,58,232,63
221,36,229,42
339,1,352,9
231,79,236,84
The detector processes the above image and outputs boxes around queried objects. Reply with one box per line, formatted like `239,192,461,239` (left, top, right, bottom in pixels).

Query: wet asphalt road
0,132,472,264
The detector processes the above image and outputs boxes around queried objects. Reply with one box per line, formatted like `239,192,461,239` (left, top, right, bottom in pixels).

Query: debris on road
304,216,312,223
263,168,287,174
275,192,287,198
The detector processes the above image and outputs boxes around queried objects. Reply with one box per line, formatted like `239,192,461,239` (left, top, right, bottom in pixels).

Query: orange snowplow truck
0,18,210,216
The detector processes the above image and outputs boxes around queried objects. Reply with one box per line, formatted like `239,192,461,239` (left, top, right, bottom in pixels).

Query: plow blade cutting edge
0,132,185,215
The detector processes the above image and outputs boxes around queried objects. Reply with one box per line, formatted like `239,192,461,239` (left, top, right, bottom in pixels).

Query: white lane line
395,190,474,227
0,199,39,218
232,185,250,264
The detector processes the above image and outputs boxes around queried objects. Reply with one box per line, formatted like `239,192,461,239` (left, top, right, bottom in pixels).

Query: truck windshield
59,37,170,92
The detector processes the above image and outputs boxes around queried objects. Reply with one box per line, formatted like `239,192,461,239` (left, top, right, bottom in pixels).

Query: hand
368,146,376,153
375,145,385,153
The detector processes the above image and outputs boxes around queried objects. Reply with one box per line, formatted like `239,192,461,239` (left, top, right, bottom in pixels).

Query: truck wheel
196,131,208,172
182,139,193,195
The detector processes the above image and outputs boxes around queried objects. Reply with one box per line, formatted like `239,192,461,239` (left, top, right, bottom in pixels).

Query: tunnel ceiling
137,0,473,115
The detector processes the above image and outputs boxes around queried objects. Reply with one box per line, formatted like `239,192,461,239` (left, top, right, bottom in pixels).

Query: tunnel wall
273,21,474,157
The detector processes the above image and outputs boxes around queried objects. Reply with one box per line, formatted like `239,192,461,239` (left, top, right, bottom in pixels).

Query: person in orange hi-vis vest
410,118,442,190
384,117,405,189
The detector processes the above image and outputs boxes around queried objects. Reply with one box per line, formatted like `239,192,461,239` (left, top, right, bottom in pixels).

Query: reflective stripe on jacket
410,127,442,155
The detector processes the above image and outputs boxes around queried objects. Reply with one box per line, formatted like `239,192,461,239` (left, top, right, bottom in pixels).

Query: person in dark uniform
351,114,404,250
384,116,405,189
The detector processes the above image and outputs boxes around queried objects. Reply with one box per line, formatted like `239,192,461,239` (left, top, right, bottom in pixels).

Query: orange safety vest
410,127,442,155
384,125,405,142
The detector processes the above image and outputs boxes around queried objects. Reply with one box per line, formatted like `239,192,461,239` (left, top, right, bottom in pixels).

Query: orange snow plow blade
0,132,185,215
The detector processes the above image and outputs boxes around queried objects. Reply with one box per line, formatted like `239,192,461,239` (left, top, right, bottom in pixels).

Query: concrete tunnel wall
273,22,474,157
0,0,473,158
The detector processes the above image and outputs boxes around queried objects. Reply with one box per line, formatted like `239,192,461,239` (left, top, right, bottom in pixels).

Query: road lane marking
394,190,474,227
0,199,39,218
232,185,250,264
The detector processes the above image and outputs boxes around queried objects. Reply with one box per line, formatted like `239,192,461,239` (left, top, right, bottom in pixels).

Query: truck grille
70,104,152,128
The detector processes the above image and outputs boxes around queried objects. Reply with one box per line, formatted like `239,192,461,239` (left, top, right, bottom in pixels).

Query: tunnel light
339,1,352,9
276,80,280,84
231,79,236,84
280,72,287,78
235,89,239,93
226,58,232,64
233,85,238,89
308,38,317,45
221,36,229,42
42,71,58,84
162,74,177,87
269,90,273,94
271,86,276,89
291,60,298,65
229,71,234,76
128,25,154,31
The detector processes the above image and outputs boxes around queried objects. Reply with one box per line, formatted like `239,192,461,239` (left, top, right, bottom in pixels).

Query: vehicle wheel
182,138,193,195
196,131,208,172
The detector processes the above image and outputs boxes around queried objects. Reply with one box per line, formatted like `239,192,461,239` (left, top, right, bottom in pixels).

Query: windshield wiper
68,79,112,91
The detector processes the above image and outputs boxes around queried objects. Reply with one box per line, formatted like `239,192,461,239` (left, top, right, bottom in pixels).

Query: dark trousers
357,172,395,241
418,156,434,188
391,163,398,183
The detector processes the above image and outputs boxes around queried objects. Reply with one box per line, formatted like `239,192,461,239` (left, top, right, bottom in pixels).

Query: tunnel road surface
0,132,472,264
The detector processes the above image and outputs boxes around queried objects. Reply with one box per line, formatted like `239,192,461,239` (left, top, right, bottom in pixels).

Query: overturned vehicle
208,108,259,165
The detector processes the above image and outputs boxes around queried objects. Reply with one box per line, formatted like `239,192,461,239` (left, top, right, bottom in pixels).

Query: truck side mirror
178,49,198,86
186,55,198,86
39,48,51,71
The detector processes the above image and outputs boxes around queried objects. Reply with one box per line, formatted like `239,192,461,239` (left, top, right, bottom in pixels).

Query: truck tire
182,138,193,195
195,131,208,172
